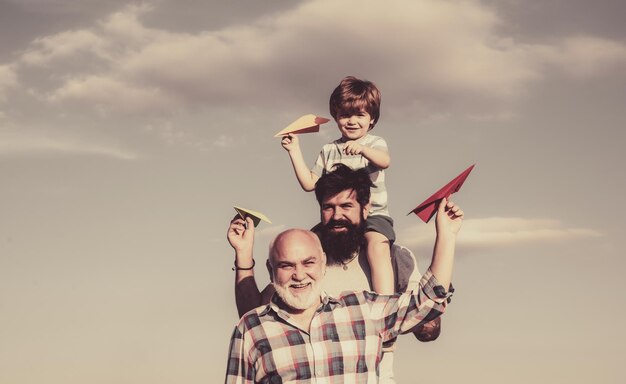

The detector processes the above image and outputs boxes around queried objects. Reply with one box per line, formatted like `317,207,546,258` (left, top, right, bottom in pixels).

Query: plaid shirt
225,269,451,383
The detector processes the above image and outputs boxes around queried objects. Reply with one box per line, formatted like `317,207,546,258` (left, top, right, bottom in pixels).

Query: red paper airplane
408,164,475,223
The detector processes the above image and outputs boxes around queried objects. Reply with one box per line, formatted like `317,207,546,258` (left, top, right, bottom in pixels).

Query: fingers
245,217,255,231
447,205,464,219
229,216,247,235
343,141,361,155
280,135,291,148
438,197,448,214
281,134,300,150
439,198,464,219
230,215,245,225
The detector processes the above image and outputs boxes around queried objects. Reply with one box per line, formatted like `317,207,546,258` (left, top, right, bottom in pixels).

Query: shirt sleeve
311,149,325,178
372,268,453,342
369,136,388,151
225,323,255,384
392,245,421,293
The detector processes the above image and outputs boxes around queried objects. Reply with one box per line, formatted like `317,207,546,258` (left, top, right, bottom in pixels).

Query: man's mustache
324,219,354,228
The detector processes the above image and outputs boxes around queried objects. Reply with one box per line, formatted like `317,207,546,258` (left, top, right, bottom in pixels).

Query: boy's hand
281,134,300,152
227,216,255,255
435,197,464,237
343,140,364,155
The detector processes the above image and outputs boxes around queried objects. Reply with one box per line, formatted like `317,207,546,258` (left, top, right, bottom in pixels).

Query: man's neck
276,296,322,333
288,305,319,333
327,247,361,266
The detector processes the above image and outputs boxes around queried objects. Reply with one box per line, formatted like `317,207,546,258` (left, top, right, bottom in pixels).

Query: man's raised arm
395,243,443,342
429,197,464,291
227,216,272,317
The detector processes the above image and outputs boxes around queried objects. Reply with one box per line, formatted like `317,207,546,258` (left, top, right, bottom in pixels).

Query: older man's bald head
268,229,325,267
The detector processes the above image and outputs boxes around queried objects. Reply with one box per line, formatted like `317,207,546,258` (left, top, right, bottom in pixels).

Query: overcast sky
1,1,625,383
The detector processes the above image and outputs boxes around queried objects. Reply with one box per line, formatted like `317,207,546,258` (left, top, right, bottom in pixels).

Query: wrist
235,249,253,260
435,232,457,244
232,259,255,271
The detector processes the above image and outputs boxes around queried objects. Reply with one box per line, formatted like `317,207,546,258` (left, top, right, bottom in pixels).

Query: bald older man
230,164,445,383
225,198,463,383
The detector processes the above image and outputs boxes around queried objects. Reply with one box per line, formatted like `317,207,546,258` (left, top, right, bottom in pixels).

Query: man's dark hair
314,164,374,207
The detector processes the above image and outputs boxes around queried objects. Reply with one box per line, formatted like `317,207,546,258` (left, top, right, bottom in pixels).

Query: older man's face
320,189,368,230
271,231,326,312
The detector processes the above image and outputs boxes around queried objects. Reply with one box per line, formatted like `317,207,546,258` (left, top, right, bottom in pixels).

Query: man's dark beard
318,218,366,265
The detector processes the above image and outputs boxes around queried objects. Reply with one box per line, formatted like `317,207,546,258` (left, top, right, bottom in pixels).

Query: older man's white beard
273,279,324,311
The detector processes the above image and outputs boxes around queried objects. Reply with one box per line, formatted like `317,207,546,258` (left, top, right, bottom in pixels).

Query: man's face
319,189,369,264
320,189,368,230
271,231,326,312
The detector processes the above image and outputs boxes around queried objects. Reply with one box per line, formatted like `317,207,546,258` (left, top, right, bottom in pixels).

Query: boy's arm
227,216,272,317
281,134,320,191
343,141,390,169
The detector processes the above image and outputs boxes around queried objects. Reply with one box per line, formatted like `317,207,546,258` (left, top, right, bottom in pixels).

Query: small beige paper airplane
274,114,330,137
234,206,272,227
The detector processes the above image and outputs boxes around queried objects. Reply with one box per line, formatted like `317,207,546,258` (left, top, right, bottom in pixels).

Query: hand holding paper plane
408,164,475,223
233,206,272,227
274,114,330,137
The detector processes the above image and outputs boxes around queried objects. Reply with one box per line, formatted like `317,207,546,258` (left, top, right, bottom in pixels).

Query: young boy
281,76,395,294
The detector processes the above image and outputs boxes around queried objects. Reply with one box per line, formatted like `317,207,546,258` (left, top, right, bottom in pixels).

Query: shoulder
363,134,387,147
391,243,419,291
336,290,375,306
391,243,416,264
328,138,344,146
237,305,270,331
320,140,342,153
366,133,384,140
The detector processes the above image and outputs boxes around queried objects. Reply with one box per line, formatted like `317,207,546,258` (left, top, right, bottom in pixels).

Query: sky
1,0,625,382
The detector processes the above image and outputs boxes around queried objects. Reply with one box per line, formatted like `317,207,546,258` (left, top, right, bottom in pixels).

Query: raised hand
281,134,300,152
435,197,464,237
227,215,255,256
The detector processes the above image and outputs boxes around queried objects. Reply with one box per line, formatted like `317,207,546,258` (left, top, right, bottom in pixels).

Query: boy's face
336,110,374,141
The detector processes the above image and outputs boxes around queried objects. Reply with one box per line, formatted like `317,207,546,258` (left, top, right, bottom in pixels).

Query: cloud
213,134,235,148
542,36,626,78
104,0,545,114
397,217,603,252
0,126,138,160
4,0,626,146
0,65,18,102
20,29,110,66
102,0,626,118
18,3,154,68
46,75,176,116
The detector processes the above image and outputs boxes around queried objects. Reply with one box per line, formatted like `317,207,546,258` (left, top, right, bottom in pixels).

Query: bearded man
226,192,463,383
229,164,446,383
